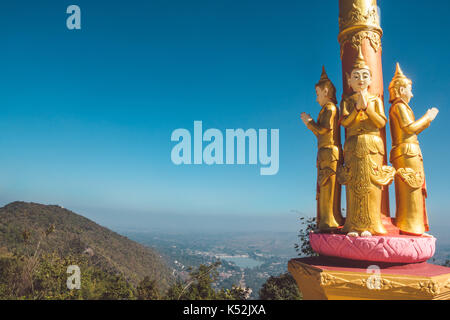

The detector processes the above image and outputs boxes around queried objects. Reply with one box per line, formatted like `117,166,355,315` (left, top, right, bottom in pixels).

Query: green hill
0,201,173,290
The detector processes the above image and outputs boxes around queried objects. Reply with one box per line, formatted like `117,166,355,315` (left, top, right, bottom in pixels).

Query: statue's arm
366,97,387,129
306,119,330,136
340,100,359,128
306,105,335,135
396,103,431,135
404,115,431,135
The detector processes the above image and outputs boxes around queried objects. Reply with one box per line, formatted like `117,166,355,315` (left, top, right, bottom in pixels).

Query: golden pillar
338,0,391,218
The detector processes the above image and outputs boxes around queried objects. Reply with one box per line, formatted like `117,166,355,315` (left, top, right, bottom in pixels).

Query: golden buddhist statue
301,67,344,231
338,51,395,236
290,0,450,302
388,63,439,236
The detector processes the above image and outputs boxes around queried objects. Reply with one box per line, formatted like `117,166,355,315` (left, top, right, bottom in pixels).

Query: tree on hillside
259,273,302,300
294,217,317,257
258,216,316,301
17,224,55,296
165,261,249,300
0,249,22,299
0,248,139,300
137,276,160,300
0,223,138,300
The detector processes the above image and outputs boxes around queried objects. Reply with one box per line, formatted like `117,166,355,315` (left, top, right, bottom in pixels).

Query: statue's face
348,68,371,92
315,86,329,107
399,84,414,103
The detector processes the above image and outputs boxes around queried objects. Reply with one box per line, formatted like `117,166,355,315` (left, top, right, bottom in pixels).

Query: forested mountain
0,201,292,300
0,201,173,296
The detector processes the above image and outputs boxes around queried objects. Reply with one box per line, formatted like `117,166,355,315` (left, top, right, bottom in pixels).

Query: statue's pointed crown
315,65,337,104
391,63,410,83
352,48,371,72
318,66,330,83
388,62,412,103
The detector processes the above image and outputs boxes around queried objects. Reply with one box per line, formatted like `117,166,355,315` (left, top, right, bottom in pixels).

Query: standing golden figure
388,63,439,236
301,67,344,231
289,0,450,302
338,52,395,236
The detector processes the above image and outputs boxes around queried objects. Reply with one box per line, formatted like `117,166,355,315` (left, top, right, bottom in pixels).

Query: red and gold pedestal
288,256,450,300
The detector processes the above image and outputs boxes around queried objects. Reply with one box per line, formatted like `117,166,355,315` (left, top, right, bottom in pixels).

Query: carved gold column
338,0,390,217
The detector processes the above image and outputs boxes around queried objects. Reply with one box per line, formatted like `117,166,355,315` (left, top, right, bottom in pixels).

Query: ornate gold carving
340,31,382,59
418,281,441,295
339,3,380,32
320,273,337,286
396,168,424,189
338,1,382,58
352,31,381,52
337,165,351,185
318,167,335,186
370,162,396,186
318,271,448,296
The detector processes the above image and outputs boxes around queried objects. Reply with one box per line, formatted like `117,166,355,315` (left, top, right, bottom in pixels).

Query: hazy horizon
1,199,449,248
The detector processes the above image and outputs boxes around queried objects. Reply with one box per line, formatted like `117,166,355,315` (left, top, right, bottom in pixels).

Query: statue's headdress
351,48,371,73
388,63,412,103
390,63,411,84
315,66,337,104
316,66,331,87
345,49,372,93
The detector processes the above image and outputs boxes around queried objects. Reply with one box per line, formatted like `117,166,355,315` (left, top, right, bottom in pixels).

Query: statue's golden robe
306,102,344,230
339,93,395,235
389,99,431,235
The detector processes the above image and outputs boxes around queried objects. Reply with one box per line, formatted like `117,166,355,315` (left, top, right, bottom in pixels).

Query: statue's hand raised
300,112,313,125
356,92,367,111
426,108,439,121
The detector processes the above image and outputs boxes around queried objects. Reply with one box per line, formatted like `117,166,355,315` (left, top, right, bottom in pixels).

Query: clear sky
0,0,449,234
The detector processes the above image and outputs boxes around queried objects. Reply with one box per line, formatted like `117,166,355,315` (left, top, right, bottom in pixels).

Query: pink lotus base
309,232,436,264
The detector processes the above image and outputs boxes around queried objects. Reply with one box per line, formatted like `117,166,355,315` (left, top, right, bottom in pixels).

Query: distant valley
121,231,298,299
121,229,450,299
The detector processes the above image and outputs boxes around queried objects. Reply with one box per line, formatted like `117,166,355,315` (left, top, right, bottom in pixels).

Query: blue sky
0,0,449,234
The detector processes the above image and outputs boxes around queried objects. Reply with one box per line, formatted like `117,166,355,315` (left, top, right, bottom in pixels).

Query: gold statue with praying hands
389,63,439,236
300,67,344,232
338,52,395,237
